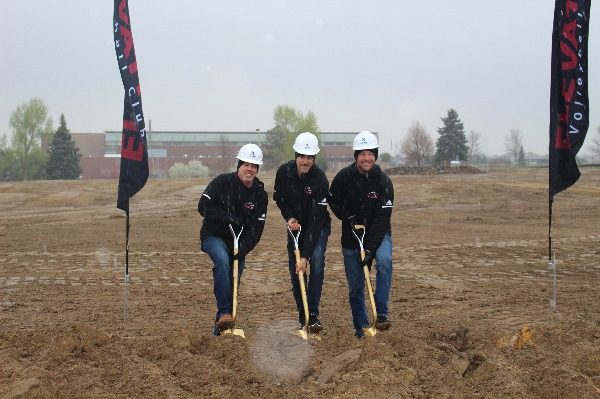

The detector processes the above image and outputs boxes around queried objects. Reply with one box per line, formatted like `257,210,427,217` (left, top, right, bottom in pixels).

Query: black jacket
198,172,268,257
273,161,331,259
329,163,394,252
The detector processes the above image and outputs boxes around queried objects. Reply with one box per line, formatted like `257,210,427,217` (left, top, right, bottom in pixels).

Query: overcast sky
1,1,598,156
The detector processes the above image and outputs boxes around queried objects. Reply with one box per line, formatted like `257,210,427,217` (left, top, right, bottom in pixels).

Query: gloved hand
223,213,242,228
232,251,241,261
361,249,374,270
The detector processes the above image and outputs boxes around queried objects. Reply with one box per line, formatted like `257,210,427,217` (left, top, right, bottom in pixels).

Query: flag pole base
123,272,130,322
547,252,557,311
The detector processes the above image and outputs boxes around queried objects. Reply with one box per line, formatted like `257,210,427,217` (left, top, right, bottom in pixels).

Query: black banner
113,0,148,212
549,0,591,197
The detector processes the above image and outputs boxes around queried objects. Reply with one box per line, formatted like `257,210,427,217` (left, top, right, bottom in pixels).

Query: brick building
72,131,373,179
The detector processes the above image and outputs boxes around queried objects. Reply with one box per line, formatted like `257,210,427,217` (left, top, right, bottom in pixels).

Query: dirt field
1,168,599,398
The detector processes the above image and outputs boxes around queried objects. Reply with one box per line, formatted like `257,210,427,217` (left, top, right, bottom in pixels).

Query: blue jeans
287,227,329,326
202,236,245,322
342,234,392,333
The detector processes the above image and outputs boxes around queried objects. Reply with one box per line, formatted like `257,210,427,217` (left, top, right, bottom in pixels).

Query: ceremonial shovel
351,224,377,337
221,224,246,338
288,225,321,340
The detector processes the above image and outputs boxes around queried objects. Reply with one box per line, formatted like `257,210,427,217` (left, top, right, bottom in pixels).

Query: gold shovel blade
363,326,377,337
222,328,246,338
296,327,322,340
296,328,309,340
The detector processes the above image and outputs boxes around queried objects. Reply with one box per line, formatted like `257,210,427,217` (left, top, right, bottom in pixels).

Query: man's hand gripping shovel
287,225,321,341
221,224,246,338
351,224,377,337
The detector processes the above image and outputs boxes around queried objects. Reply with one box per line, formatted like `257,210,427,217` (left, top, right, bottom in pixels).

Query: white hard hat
352,131,379,151
292,132,320,156
236,143,263,165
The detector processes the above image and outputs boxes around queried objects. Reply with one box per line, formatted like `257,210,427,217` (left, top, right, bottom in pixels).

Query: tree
0,135,18,181
263,105,320,170
380,152,392,162
467,131,482,162
46,114,82,179
401,121,433,166
434,109,468,166
9,98,53,180
517,145,526,166
505,129,524,162
218,134,229,173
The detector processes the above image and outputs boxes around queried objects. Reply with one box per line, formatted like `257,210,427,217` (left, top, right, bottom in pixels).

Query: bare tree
505,129,524,162
219,134,229,173
401,121,433,166
467,130,481,162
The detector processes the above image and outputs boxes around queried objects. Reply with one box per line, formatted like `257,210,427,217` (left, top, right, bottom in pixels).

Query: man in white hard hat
274,132,331,333
198,143,268,335
329,131,394,338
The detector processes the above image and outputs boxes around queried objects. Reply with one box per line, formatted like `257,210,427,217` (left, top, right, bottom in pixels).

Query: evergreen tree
434,109,468,166
46,114,81,179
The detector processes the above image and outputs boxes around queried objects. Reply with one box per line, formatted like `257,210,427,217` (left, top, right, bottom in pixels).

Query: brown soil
1,168,599,398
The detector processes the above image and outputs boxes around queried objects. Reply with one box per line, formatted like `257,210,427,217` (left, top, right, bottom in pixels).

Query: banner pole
548,196,553,261
124,209,130,322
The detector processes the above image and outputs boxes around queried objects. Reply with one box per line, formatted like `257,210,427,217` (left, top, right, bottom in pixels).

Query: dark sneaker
217,314,234,331
307,314,323,333
375,315,391,330
354,329,365,339
212,323,221,336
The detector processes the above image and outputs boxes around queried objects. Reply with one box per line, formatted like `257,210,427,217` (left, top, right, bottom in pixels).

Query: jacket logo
367,191,378,199
304,186,312,195
244,202,255,210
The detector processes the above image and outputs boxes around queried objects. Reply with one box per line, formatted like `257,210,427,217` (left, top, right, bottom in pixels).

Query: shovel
287,225,321,341
221,224,246,338
351,224,377,337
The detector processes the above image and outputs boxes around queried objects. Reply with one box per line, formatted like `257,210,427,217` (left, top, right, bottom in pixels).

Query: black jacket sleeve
364,174,394,252
273,165,295,222
198,174,229,223
300,170,329,259
238,189,268,257
329,168,353,222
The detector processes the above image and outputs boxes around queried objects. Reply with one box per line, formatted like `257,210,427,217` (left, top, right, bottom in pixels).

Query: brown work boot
375,315,391,330
217,314,234,331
